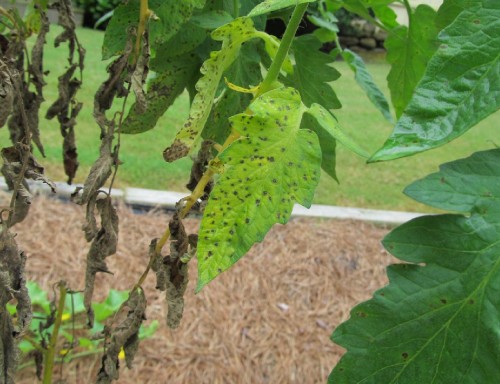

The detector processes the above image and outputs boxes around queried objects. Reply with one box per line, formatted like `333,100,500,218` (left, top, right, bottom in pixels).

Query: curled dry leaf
130,35,149,115
0,220,32,382
83,195,119,327
72,127,114,206
166,213,190,329
46,0,86,184
0,61,14,128
186,140,214,199
96,287,146,384
1,144,55,226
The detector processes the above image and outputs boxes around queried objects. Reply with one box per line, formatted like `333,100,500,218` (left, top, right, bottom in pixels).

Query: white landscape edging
0,177,425,225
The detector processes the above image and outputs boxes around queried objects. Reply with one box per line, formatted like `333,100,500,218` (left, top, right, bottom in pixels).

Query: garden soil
5,193,395,384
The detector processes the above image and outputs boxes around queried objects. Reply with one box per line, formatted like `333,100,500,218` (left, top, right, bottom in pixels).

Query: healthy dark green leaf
190,10,234,29
342,49,394,123
287,34,341,110
306,103,369,158
300,113,337,180
372,0,499,161
248,0,316,17
435,0,468,30
197,88,322,291
332,0,398,29
330,148,500,383
385,4,438,118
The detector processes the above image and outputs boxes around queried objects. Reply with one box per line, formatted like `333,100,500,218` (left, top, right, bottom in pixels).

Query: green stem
402,0,413,25
256,2,309,97
42,283,67,384
233,0,239,18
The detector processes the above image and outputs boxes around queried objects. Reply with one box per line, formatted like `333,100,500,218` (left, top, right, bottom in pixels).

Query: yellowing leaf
163,17,259,162
197,88,322,291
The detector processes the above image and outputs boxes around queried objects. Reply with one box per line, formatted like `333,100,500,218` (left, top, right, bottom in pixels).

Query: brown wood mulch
3,193,395,383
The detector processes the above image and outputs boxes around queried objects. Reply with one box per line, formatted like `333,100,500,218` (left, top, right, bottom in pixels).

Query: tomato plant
0,0,499,382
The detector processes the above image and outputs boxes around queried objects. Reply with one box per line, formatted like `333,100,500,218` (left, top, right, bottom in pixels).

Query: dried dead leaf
96,287,146,384
83,196,119,327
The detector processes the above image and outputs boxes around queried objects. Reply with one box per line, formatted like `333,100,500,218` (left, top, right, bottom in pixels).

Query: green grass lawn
2,27,497,212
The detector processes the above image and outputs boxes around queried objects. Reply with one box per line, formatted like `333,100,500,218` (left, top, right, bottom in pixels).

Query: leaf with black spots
163,17,260,162
197,87,322,290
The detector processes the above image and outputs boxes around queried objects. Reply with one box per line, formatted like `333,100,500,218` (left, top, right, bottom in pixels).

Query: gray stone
362,22,376,36
360,37,377,49
339,36,360,47
349,19,367,37
374,27,388,41
349,45,368,54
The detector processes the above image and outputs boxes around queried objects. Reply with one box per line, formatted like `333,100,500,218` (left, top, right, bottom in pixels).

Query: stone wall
338,18,387,53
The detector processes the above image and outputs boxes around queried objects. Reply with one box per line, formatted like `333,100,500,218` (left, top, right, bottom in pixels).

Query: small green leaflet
333,0,397,29
330,149,500,383
371,0,500,162
163,17,259,162
306,103,369,159
197,88,322,291
248,0,316,17
286,34,342,110
385,5,438,118
121,53,200,134
342,49,394,123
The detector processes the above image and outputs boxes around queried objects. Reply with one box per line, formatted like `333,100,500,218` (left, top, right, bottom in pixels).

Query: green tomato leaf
197,88,322,291
306,103,370,158
248,0,316,17
122,53,201,134
385,5,439,118
65,291,86,314
190,10,234,29
163,17,259,162
139,320,160,339
335,0,397,29
330,148,500,383
202,40,263,143
286,34,341,110
26,281,50,314
342,49,394,123
435,0,468,30
371,0,500,162
404,149,500,213
102,0,203,60
92,289,128,323
151,22,208,65
301,113,337,181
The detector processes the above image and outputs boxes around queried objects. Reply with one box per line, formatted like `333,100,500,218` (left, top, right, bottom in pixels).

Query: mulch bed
3,193,395,383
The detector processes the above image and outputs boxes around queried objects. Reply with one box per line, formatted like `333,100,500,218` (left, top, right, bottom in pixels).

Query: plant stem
402,0,413,25
233,0,239,18
42,282,67,384
134,0,151,64
256,2,308,97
